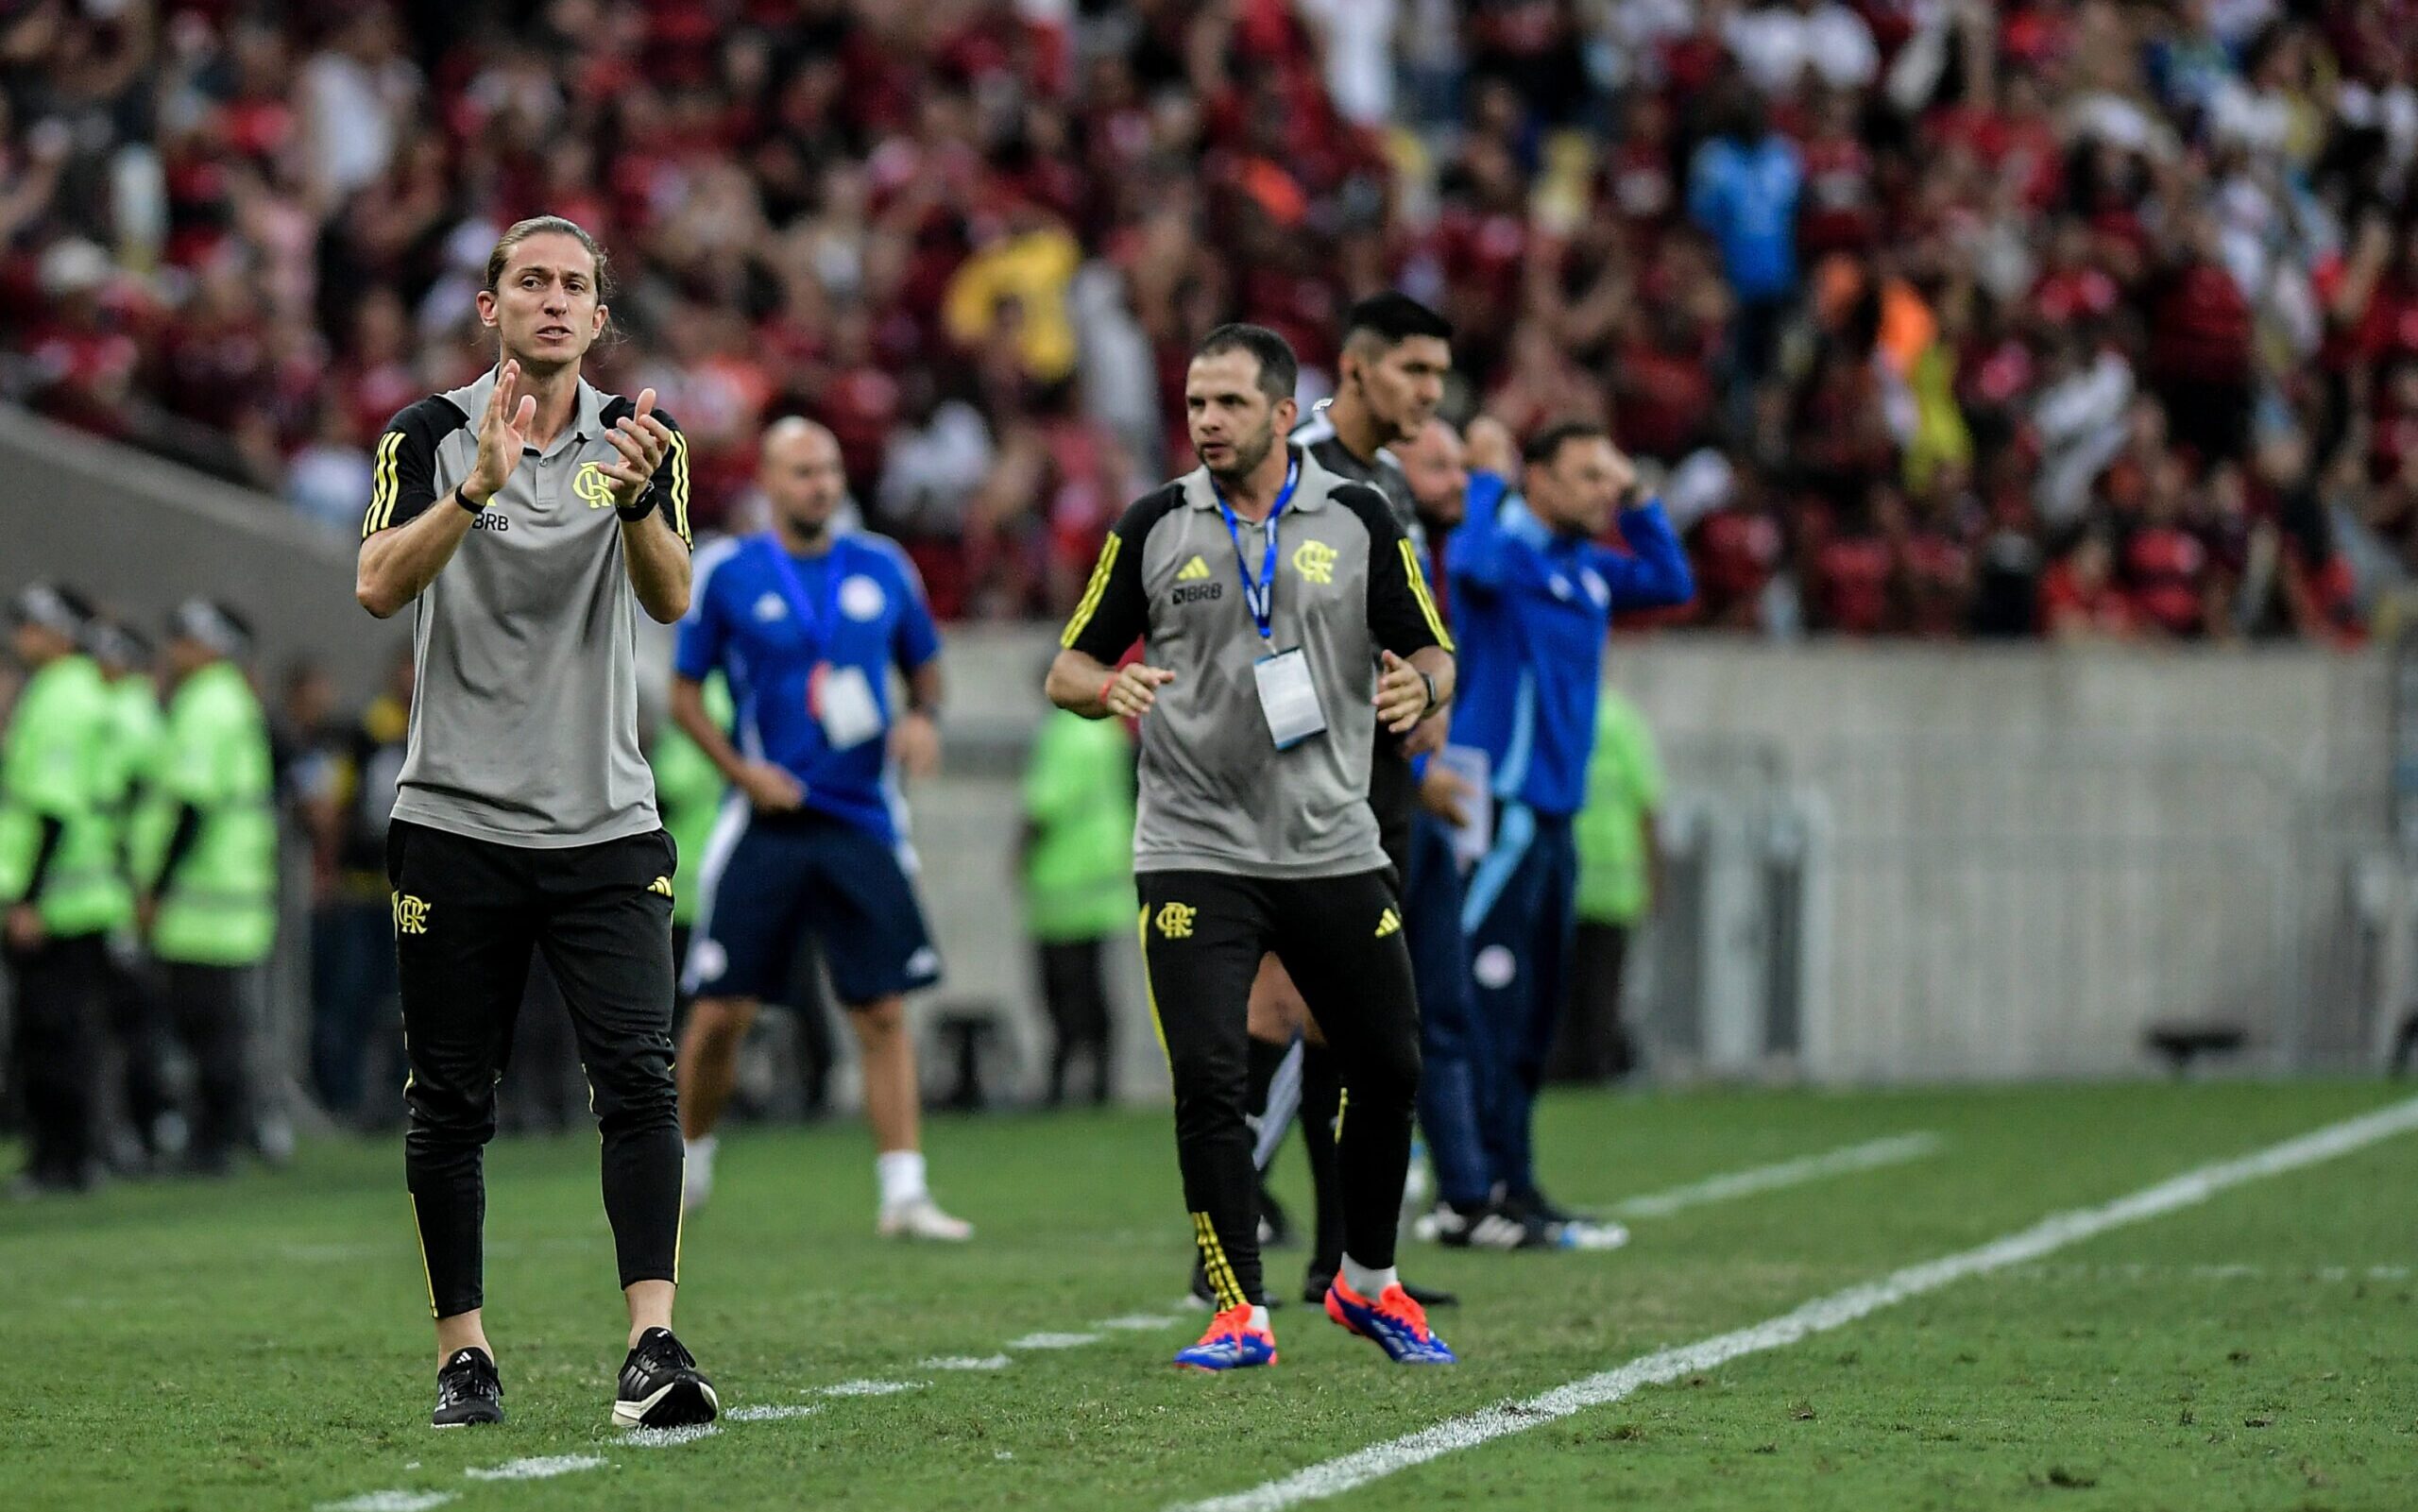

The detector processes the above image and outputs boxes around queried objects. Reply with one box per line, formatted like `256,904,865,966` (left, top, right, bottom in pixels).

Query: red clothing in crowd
1813,533,1895,635
2120,525,2209,636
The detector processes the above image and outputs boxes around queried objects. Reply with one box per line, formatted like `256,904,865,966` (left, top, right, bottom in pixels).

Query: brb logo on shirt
1291,540,1337,585
1170,554,1222,605
574,462,617,509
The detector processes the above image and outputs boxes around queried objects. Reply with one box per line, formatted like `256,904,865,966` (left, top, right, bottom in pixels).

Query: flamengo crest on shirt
575,461,617,508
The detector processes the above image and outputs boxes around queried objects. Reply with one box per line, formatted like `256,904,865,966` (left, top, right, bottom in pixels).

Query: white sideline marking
1096,1312,1191,1332
817,1379,924,1398
464,1455,605,1482
1008,1331,1103,1350
1173,1096,2418,1512
620,1424,720,1448
2002,1262,2413,1283
316,1495,455,1512
728,1404,823,1421
923,1353,1014,1370
1612,1133,1944,1219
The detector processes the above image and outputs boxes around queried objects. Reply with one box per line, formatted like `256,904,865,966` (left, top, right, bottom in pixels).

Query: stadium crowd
0,0,2406,640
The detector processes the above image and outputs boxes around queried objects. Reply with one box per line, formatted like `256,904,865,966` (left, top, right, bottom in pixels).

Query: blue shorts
684,804,942,1008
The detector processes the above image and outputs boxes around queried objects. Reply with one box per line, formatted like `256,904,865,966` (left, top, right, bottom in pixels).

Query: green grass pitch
9,1080,2416,1510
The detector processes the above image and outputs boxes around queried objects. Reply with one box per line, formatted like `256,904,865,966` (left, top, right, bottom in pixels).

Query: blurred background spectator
1018,702,1135,1107
0,0,2403,642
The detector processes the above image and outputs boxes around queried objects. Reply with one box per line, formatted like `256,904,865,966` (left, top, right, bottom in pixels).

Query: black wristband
616,481,659,524
1418,669,1440,716
453,484,485,516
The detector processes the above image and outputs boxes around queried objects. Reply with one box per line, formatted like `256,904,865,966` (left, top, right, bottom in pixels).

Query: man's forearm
670,678,750,785
623,511,691,623
907,660,944,716
357,496,477,618
1409,645,1456,709
1046,649,1118,718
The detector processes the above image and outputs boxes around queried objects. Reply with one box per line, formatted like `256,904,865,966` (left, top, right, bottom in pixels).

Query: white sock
1339,1255,1398,1298
876,1149,928,1210
685,1135,716,1172
1246,1304,1270,1334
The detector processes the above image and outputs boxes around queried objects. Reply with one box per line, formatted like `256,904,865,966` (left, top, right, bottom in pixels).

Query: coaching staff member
1047,324,1458,1371
355,214,715,1430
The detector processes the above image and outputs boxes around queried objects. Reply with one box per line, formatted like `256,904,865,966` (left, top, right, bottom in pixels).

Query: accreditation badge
811,663,884,750
1253,647,1327,750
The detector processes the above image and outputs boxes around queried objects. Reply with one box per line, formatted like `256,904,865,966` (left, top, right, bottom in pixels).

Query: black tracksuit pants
388,819,682,1318
1137,869,1421,1312
7,930,109,1186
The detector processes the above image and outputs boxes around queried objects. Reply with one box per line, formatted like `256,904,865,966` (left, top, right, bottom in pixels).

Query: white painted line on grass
464,1455,605,1482
316,1494,455,1512
923,1353,1013,1370
1612,1133,1943,1219
620,1424,721,1448
2001,1261,2413,1283
816,1379,925,1398
727,1404,823,1421
1007,1332,1102,1350
1172,1095,2418,1512
1096,1312,1192,1332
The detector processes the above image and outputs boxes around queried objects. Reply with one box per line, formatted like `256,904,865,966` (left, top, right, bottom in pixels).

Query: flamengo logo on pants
393,893,432,936
1155,902,1196,940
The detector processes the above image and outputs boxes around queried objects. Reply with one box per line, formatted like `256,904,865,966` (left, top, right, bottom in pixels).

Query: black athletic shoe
1188,1257,1283,1310
613,1328,718,1429
432,1347,503,1428
1507,1187,1591,1227
1303,1269,1458,1308
1433,1198,1554,1250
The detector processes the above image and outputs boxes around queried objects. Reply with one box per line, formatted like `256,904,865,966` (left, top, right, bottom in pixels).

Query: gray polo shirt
363,368,691,848
1062,444,1453,880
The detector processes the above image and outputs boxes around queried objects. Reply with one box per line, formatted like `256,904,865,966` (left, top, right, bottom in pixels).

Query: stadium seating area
0,0,2403,638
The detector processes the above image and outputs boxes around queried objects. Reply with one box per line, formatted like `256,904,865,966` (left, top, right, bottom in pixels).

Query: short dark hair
1342,292,1454,349
1192,323,1298,403
1524,419,1612,467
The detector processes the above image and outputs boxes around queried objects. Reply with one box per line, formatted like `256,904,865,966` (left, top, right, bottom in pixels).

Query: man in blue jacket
1447,418,1693,1242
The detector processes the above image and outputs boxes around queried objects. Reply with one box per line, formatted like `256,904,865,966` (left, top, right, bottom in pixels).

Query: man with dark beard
1047,325,1459,1369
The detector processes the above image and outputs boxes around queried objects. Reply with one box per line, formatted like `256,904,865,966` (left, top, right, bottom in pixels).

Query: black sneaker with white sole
432,1347,503,1427
1433,1198,1554,1250
613,1327,719,1429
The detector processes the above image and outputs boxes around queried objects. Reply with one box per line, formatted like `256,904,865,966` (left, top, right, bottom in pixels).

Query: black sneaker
613,1327,718,1429
1303,1268,1458,1308
1433,1198,1553,1250
1188,1257,1282,1310
432,1348,503,1428
1508,1187,1593,1227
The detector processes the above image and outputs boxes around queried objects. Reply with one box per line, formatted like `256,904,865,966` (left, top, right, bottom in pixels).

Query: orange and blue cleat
1173,1304,1278,1371
1324,1279,1457,1364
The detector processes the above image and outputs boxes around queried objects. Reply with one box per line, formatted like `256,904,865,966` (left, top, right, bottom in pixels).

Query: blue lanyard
1216,456,1300,643
759,535,845,657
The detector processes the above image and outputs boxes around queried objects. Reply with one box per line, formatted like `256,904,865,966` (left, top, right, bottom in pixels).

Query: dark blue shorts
683,804,942,1008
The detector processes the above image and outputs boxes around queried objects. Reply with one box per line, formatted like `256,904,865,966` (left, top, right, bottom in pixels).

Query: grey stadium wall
0,404,405,694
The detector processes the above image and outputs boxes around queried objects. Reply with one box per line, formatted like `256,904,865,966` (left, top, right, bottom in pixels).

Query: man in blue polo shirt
1449,417,1692,1245
669,417,970,1241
